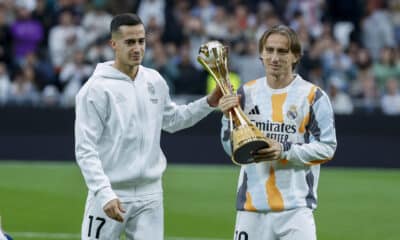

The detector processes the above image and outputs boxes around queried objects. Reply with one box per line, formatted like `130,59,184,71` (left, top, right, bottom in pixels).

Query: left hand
206,85,224,107
251,139,283,162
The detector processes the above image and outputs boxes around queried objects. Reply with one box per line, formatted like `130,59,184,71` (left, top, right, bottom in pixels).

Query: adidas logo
248,105,260,115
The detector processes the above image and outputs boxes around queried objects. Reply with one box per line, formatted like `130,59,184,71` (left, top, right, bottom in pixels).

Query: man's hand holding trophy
197,41,274,165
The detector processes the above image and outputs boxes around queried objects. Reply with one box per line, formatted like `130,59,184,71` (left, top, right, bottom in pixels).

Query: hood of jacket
92,61,139,81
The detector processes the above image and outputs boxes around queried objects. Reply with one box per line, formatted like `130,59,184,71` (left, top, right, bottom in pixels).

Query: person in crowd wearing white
381,77,400,115
328,76,354,114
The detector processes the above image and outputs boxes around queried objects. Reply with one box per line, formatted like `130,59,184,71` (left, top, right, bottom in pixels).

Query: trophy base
231,125,270,165
233,139,269,165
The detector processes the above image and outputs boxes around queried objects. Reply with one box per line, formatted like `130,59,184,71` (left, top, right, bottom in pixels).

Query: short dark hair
110,13,143,34
259,25,302,69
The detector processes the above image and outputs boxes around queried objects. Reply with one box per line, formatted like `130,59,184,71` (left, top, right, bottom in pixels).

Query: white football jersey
221,75,337,212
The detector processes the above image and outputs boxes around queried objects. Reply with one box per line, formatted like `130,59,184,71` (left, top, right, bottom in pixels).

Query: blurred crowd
1,0,400,115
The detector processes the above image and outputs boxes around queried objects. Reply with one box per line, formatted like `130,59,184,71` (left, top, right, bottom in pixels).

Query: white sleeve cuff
97,186,118,209
200,96,217,110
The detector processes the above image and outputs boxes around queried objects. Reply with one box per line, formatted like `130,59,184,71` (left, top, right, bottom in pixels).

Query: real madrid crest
286,105,298,120
147,82,158,104
147,82,155,95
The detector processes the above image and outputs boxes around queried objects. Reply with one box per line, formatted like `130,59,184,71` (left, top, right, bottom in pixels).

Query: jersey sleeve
282,89,337,166
221,116,232,155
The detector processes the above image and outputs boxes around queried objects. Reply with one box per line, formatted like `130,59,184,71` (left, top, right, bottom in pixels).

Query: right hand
218,94,240,117
251,139,282,162
103,198,126,222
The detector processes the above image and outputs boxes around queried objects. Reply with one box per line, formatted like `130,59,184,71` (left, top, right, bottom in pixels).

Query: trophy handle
229,111,233,132
197,56,231,95
197,41,271,164
198,56,252,127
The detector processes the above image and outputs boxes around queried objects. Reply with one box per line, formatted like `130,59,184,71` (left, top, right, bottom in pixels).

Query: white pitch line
9,232,229,240
10,232,79,239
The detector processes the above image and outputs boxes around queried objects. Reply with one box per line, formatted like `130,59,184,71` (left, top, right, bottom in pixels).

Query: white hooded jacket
75,61,214,207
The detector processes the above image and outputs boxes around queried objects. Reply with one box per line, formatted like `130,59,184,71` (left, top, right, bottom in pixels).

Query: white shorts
233,208,316,240
81,192,163,240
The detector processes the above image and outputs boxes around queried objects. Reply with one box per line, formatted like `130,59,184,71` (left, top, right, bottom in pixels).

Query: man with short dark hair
75,13,222,239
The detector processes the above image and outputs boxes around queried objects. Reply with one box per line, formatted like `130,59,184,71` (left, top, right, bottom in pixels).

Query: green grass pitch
0,161,399,240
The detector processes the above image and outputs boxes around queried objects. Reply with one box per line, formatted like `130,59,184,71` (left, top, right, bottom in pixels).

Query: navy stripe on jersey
222,123,230,142
237,86,245,109
308,107,321,141
305,89,323,143
305,171,317,208
236,171,248,211
304,131,310,144
313,88,323,104
282,141,292,151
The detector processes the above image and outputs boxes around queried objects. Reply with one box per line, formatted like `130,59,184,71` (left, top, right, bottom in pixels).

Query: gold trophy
197,41,271,165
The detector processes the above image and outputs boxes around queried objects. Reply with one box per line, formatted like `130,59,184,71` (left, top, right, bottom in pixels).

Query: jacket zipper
132,79,145,160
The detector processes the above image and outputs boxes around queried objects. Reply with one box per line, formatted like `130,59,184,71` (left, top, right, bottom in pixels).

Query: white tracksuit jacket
75,61,214,207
